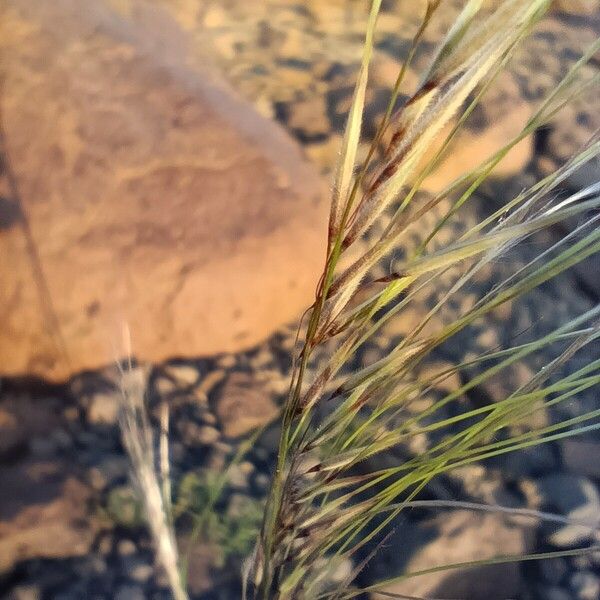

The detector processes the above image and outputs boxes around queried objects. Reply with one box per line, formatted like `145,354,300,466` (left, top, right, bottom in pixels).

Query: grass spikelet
329,0,382,246
342,0,552,251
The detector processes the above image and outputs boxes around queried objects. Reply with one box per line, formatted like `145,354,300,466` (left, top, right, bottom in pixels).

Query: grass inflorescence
250,1,600,598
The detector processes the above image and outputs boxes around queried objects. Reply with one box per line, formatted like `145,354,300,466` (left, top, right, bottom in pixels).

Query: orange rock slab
0,0,327,380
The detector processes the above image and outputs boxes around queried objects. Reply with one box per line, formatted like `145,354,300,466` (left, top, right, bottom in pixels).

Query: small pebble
52,428,73,449
259,426,281,454
202,412,217,426
535,474,600,547
572,553,593,571
155,376,177,395
240,461,255,475
249,349,273,369
164,364,199,386
537,586,572,600
227,464,249,490
180,421,219,446
77,554,107,577
214,441,233,454
117,539,138,556
216,354,236,368
330,558,352,583
279,333,296,352
570,571,600,600
91,555,108,575
253,473,271,493
75,430,99,446
561,439,600,480
89,456,128,490
53,589,85,600
265,374,290,396
87,392,119,425
197,425,220,445
63,406,79,421
254,447,269,462
114,584,145,600
97,533,113,556
502,444,557,478
7,585,41,600
123,557,154,583
29,436,57,457
170,441,186,463
197,369,226,397
539,558,568,586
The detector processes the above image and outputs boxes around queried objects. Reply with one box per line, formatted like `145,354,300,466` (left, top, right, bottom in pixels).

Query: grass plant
250,1,600,597
118,2,600,599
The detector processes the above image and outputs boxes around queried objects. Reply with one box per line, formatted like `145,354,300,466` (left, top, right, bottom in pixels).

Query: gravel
535,474,600,547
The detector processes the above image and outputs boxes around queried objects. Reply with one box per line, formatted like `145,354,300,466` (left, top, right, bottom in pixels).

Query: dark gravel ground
2,2,600,599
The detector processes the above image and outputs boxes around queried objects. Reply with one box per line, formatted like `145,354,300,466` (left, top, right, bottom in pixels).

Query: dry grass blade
118,363,188,600
160,400,172,519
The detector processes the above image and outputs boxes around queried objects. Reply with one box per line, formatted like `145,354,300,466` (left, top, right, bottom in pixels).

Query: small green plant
105,484,145,528
174,471,219,519
220,496,265,568
175,471,264,568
